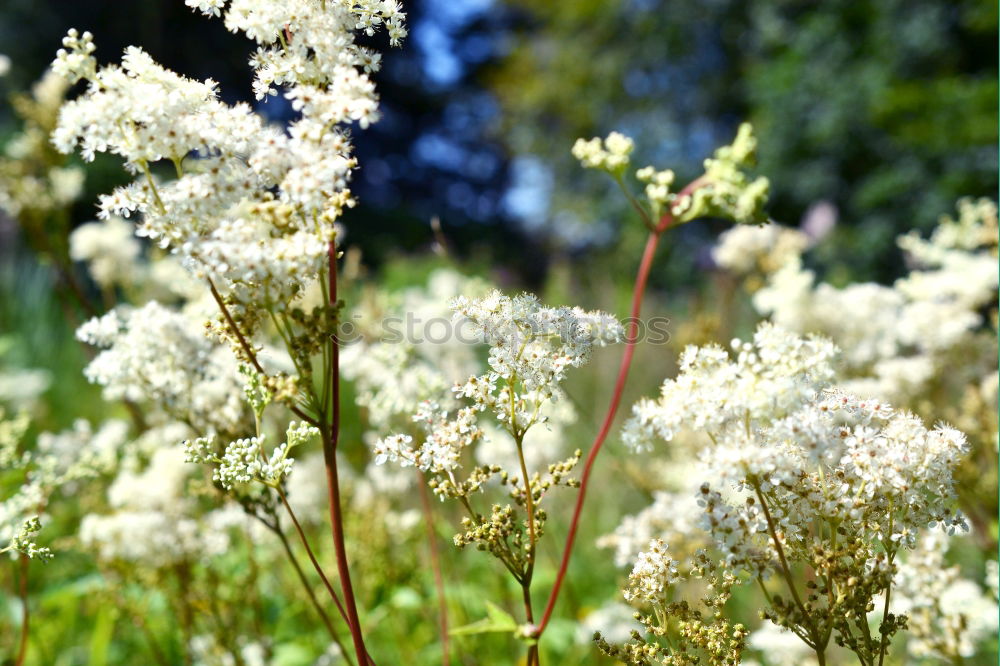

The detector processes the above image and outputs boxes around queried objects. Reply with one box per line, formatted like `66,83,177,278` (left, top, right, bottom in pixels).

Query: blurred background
0,3,996,664
1,0,995,286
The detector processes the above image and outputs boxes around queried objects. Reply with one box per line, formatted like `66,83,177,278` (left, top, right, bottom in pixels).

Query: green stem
417,474,451,666
269,518,356,666
753,483,820,648
14,554,29,666
514,433,540,666
139,160,166,213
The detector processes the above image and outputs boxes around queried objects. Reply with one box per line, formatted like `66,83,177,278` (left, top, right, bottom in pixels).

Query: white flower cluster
69,215,202,302
622,322,837,452
744,198,998,402
68,216,142,289
626,322,968,558
575,123,770,226
575,603,644,646
1,410,133,561
678,122,770,225
622,538,679,606
341,269,487,430
52,0,406,317
373,290,618,506
712,223,810,277
699,388,967,558
0,68,85,220
372,404,483,474
1,475,49,561
451,290,623,427
613,323,972,659
635,165,676,209
69,227,203,302
891,530,999,660
185,0,406,98
190,633,271,666
597,489,703,568
475,397,576,474
77,302,245,433
0,414,43,562
5,517,50,561
0,359,50,410
185,421,318,489
344,341,455,428
746,623,816,666
80,445,231,567
35,417,129,481
571,131,634,173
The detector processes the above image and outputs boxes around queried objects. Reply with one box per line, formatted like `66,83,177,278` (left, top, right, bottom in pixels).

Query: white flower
598,489,703,568
622,321,836,452
35,418,129,480
53,2,408,325
80,445,229,567
624,322,969,588
69,217,142,288
576,603,643,645
892,529,999,660
77,302,245,433
373,404,482,474
622,538,679,606
572,131,633,172
191,421,317,490
746,198,998,403
451,290,622,406
340,270,487,430
712,223,809,276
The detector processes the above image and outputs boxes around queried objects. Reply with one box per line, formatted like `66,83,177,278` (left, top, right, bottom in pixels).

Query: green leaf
88,603,116,666
271,642,315,666
449,601,518,636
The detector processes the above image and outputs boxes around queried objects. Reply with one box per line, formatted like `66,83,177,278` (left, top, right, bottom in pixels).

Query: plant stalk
417,475,451,665
14,554,29,666
535,180,706,637
321,240,369,665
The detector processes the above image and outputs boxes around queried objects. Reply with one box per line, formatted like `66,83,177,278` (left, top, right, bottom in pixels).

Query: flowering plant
0,2,994,665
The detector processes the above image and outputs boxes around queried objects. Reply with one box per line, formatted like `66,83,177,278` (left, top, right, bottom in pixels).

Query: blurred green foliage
491,0,997,282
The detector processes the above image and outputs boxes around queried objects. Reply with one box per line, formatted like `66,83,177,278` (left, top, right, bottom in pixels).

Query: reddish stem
417,475,451,665
535,180,703,637
277,490,352,630
322,241,369,665
535,229,661,635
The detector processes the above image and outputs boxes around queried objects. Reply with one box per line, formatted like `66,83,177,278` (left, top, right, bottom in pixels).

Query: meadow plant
48,2,407,663
714,200,999,540
603,324,969,664
0,1,994,664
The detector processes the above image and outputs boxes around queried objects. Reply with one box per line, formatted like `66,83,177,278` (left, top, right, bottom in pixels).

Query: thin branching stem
14,554,29,666
275,490,352,627
514,433,540,666
417,474,451,666
753,482,824,658
270,517,356,666
536,178,708,638
207,278,319,427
